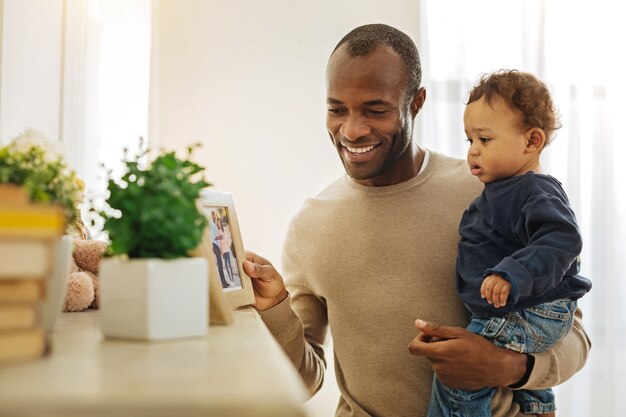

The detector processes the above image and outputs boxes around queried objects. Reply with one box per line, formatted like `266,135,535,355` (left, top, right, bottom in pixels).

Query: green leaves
0,144,80,224
99,146,211,259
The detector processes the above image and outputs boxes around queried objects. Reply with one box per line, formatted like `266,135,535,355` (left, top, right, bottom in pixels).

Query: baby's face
463,96,534,183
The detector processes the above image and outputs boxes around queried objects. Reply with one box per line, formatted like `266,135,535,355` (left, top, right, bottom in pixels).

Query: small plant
0,129,81,224
98,144,210,259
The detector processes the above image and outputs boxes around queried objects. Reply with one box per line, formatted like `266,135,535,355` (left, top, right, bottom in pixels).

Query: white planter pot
100,257,208,340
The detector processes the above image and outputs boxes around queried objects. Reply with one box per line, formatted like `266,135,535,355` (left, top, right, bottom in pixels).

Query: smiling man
325,39,424,186
243,24,590,417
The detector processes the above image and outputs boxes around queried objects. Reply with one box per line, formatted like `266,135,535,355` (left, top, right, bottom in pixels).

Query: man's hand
243,251,289,311
407,319,527,389
481,274,511,308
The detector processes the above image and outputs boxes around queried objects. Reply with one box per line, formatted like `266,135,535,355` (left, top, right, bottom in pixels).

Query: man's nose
340,115,371,141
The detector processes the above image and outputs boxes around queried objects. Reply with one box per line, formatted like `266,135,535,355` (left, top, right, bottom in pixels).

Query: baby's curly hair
467,70,562,144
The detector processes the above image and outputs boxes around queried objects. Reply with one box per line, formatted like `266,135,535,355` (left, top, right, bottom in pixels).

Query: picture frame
198,190,256,312
192,224,233,326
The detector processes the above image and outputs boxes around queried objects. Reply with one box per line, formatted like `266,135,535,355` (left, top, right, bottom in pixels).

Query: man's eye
328,108,345,115
367,109,386,116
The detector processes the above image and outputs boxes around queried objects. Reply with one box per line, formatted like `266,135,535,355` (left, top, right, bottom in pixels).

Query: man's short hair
332,24,422,99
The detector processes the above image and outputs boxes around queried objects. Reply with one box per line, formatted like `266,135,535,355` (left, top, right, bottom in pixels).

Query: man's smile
345,144,376,154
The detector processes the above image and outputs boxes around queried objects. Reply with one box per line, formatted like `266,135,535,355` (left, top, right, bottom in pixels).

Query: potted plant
0,129,78,332
96,143,211,340
0,129,81,224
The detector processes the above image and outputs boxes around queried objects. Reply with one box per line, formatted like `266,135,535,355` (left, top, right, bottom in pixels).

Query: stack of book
0,185,65,365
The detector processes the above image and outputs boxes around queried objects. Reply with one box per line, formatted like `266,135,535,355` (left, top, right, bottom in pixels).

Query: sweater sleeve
485,190,582,303
258,220,328,396
516,307,591,390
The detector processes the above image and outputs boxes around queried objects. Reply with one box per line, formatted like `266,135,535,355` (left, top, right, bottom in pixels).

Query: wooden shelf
0,308,309,417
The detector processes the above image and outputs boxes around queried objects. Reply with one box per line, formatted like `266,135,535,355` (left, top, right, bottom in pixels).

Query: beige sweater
260,151,590,417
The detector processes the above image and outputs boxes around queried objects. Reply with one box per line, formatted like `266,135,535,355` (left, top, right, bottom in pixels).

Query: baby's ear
526,128,546,153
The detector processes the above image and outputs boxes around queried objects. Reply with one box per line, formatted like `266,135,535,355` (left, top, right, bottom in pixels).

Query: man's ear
410,87,427,118
525,128,546,153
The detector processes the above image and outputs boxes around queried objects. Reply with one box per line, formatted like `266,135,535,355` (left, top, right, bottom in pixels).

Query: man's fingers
414,319,464,341
408,330,439,357
244,251,275,276
242,251,288,312
408,328,446,357
243,252,276,281
245,250,257,262
417,332,433,343
243,261,274,280
242,260,259,277
245,250,272,266
409,320,475,359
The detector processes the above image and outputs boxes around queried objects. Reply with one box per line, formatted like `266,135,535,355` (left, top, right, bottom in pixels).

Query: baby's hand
480,274,511,308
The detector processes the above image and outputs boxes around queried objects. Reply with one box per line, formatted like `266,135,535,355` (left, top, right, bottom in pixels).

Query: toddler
427,70,592,417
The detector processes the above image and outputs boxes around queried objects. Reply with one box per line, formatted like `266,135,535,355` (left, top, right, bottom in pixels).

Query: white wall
0,0,63,143
150,0,421,268
0,0,421,266
1,3,422,415
151,4,421,415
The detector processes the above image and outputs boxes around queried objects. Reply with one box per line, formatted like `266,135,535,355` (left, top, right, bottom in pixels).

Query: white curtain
419,1,625,415
62,0,151,199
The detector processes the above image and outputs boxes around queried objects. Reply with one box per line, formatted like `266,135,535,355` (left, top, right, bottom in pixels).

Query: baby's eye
466,138,473,144
479,137,491,143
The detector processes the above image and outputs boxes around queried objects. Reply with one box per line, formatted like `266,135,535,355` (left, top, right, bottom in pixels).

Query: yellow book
0,328,47,365
0,279,44,302
0,204,66,239
0,240,53,278
0,305,38,331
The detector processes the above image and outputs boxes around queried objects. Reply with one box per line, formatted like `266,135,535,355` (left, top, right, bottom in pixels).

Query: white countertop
0,308,309,417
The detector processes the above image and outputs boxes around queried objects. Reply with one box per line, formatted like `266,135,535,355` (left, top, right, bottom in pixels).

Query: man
243,24,590,417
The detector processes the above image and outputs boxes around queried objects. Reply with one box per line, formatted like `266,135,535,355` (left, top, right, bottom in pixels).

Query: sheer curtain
62,0,150,199
418,1,625,415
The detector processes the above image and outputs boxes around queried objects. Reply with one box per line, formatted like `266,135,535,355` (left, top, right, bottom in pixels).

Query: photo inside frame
190,211,233,326
205,206,243,292
198,190,256,311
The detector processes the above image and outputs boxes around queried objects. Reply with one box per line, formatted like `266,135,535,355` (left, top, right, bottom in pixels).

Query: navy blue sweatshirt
457,172,592,318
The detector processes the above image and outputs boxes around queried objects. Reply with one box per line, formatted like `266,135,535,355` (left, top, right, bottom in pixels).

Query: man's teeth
346,145,375,154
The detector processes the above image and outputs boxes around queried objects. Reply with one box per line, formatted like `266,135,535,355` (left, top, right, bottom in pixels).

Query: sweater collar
343,149,437,195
